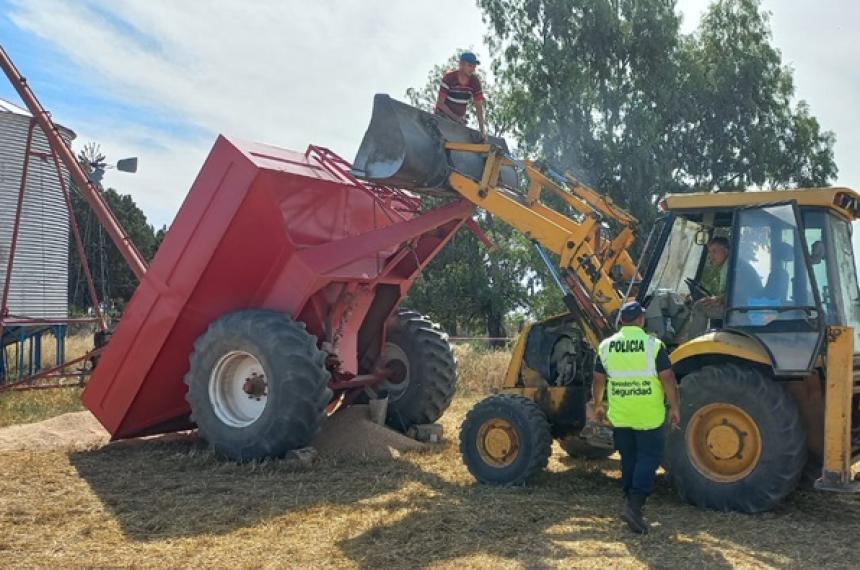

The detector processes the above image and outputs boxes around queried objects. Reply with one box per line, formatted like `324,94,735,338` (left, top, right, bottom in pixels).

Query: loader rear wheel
460,394,552,485
666,363,806,512
185,310,332,462
375,310,457,431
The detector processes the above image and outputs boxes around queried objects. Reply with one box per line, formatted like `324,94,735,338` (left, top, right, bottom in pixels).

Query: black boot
621,492,648,534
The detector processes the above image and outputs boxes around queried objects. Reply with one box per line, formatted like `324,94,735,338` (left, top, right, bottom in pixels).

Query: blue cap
460,51,480,65
619,301,643,322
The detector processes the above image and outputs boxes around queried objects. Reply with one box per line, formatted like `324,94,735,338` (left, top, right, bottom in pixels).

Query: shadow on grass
65,432,851,569
69,435,457,540
334,462,749,570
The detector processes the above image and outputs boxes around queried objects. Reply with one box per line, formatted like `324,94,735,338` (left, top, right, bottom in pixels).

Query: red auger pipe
0,44,148,280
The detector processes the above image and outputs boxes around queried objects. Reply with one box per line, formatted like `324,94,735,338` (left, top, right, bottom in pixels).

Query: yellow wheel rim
476,418,520,467
687,403,762,482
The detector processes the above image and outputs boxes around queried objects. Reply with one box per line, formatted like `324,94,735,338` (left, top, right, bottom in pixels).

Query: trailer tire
460,394,552,485
665,363,806,512
185,310,331,462
376,310,457,431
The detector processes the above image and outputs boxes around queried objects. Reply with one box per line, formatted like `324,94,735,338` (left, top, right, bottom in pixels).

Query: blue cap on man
460,51,480,65
619,301,644,323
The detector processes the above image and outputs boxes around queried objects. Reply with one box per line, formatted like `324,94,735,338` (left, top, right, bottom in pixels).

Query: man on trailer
592,301,681,534
434,51,488,142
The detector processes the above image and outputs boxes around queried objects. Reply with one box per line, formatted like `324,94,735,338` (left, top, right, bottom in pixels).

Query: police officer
591,301,681,534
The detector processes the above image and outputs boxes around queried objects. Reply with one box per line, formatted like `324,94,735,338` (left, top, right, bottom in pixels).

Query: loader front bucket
351,94,518,191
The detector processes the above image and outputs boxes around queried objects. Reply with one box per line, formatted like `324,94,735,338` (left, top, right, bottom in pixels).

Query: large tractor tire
460,394,552,485
374,310,457,431
557,433,614,460
185,310,332,462
665,363,806,512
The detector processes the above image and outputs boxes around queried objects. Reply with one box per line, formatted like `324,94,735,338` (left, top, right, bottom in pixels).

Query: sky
0,0,857,235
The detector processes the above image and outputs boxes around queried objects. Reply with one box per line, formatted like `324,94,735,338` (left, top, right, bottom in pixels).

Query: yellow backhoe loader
353,95,860,512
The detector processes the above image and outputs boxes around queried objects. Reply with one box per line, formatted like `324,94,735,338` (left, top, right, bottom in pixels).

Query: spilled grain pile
312,405,424,459
0,411,108,451
0,403,424,458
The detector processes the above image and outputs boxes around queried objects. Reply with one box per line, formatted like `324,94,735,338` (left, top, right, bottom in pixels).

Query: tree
478,0,687,227
675,0,837,191
407,216,535,341
69,145,160,311
478,0,836,206
406,0,837,335
404,52,550,341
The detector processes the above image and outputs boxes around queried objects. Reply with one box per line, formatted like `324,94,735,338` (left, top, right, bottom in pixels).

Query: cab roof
662,187,860,221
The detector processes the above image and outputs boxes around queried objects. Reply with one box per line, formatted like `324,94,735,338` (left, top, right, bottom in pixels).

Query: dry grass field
0,386,84,428
1,333,91,427
1,348,860,568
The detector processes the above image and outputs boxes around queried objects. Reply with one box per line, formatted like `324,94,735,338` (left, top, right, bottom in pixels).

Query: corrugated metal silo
0,98,76,320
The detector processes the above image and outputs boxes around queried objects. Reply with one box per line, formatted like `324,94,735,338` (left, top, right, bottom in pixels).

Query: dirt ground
2,395,860,569
0,404,422,458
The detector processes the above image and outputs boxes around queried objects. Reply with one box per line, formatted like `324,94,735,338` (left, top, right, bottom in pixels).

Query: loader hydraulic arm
443,143,639,346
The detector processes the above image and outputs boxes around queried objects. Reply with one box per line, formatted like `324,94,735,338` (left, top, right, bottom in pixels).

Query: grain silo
0,97,75,322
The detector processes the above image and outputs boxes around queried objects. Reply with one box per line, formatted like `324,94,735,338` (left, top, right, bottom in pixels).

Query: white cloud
8,0,860,239
73,124,210,229
9,0,487,226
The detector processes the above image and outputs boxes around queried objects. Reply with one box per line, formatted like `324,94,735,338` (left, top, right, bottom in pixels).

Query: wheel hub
477,418,519,467
242,372,267,399
485,428,513,458
385,359,408,385
209,351,268,428
687,403,762,482
373,342,411,401
706,423,742,460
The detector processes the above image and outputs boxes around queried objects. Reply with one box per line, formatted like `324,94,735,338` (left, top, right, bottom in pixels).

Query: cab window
802,210,837,324
727,204,816,326
645,217,703,297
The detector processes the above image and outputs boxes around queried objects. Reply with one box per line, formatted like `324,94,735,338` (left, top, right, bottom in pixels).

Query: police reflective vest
598,326,666,430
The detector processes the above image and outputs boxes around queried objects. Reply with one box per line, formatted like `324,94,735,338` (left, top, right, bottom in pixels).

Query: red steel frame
0,45,121,391
1,45,481,438
0,45,148,279
80,135,476,439
0,116,109,391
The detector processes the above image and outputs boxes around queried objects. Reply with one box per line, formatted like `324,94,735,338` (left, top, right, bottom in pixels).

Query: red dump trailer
3,39,499,461
82,136,474,459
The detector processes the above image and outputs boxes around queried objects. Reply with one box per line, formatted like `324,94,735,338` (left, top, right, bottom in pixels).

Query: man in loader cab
685,235,763,339
592,301,681,534
435,51,488,142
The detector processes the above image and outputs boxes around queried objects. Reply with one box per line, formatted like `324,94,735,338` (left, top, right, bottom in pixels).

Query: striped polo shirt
436,70,484,118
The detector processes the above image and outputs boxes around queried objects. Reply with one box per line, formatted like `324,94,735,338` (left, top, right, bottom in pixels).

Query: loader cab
638,191,860,375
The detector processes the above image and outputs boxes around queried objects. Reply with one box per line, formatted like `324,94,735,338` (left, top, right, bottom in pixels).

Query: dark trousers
613,426,665,497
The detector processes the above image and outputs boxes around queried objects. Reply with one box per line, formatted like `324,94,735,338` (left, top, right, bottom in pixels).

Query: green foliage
407,212,534,339
405,0,837,335
479,0,836,202
676,0,837,190
479,0,686,227
69,147,162,309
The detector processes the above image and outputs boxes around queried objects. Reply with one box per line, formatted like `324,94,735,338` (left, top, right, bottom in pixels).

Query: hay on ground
0,404,424,459
0,411,108,451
